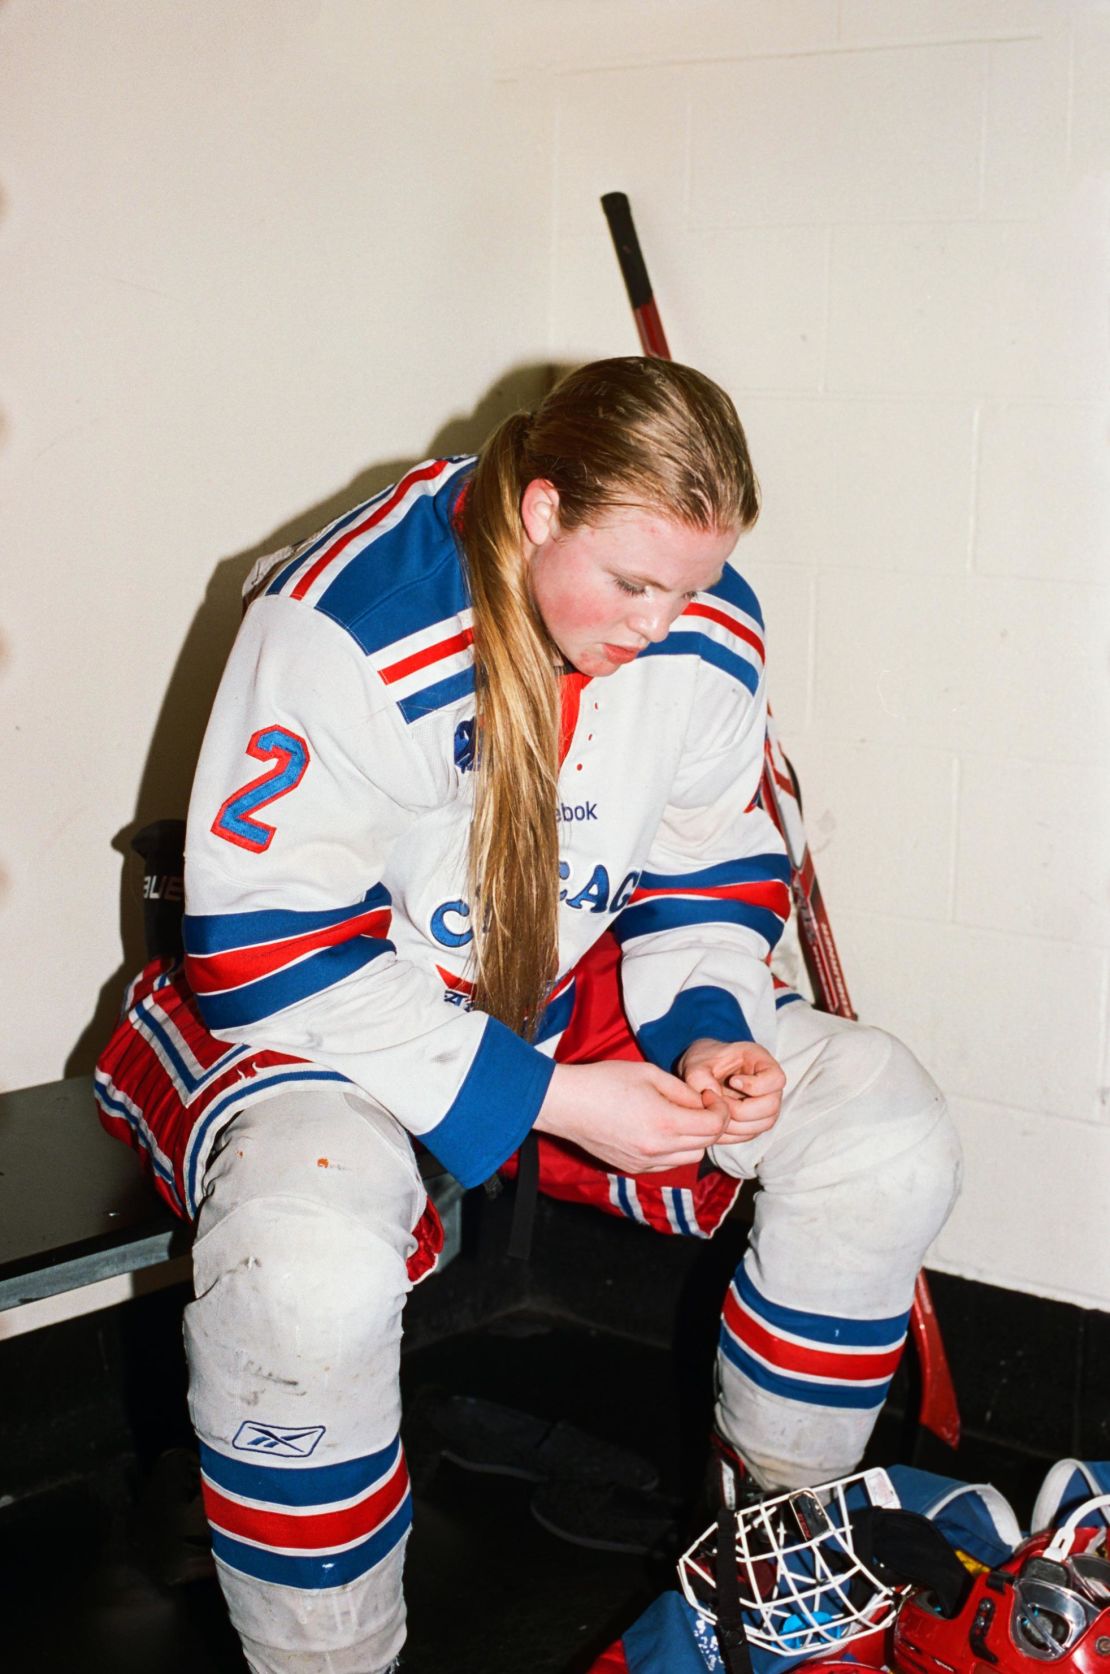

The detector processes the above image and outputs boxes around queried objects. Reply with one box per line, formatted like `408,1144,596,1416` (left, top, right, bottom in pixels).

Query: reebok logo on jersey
232,1422,326,1457
556,801,598,822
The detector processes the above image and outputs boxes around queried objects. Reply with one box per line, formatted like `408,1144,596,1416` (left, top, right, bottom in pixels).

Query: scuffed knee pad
802,1025,950,1160
749,1091,962,1312
760,1023,961,1236
851,1029,962,1228
842,1097,962,1292
859,1026,943,1116
802,1020,921,1113
187,1194,411,1401
864,1079,962,1227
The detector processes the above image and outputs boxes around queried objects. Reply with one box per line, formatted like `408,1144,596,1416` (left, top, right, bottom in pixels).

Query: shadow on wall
65,359,560,1077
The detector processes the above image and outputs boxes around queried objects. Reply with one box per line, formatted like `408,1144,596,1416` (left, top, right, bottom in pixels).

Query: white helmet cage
678,1467,902,1658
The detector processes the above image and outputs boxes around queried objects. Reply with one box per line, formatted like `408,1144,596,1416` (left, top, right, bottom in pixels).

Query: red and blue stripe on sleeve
611,856,791,952
183,886,394,1031
613,856,791,1068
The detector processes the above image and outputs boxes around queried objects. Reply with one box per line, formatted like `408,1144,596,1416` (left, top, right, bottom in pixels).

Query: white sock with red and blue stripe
199,1431,411,1672
716,1260,909,1491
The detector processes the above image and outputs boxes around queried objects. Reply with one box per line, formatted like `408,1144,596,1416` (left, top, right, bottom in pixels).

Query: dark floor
2,1191,1106,1673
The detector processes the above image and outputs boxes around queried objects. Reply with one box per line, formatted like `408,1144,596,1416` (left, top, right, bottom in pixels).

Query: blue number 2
212,726,310,853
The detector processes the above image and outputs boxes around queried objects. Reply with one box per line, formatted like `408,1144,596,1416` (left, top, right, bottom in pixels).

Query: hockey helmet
677,1467,903,1660
893,1493,1110,1674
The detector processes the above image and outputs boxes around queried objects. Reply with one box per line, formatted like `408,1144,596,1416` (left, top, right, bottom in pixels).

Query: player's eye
614,577,646,596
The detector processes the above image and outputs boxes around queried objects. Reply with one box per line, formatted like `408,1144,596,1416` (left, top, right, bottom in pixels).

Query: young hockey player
97,357,961,1673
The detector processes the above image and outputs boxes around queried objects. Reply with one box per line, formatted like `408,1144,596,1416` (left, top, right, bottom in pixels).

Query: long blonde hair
460,357,760,1038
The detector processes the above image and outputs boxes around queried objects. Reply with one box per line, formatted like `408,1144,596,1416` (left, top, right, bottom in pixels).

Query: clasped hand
678,1036,786,1141
534,1037,785,1177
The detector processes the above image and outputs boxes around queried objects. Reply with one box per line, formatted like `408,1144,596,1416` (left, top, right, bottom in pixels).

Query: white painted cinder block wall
3,2,1108,1306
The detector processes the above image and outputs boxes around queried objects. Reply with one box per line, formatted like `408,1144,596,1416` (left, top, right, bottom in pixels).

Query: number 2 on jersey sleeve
212,727,310,853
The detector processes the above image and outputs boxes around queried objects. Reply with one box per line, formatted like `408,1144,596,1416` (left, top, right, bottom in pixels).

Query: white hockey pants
183,1003,960,1672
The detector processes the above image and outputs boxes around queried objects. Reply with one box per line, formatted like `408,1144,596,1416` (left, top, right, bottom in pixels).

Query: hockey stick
601,190,960,1454
760,743,857,1022
600,193,672,358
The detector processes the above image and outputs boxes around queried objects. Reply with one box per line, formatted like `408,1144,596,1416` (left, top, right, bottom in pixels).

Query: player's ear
521,479,560,550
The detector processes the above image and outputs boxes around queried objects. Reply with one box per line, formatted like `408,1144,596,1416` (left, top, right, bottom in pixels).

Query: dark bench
0,1074,462,1340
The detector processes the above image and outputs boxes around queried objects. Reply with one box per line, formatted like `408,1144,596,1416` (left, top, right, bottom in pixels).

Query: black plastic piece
130,819,186,961
601,192,654,310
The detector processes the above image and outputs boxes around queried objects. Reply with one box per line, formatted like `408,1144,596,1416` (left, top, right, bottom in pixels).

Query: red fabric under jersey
498,927,744,1240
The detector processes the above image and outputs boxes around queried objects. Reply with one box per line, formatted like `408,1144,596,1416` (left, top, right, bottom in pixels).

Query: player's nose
631,597,682,644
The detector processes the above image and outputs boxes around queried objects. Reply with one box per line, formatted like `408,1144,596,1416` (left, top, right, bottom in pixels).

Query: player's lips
601,642,642,664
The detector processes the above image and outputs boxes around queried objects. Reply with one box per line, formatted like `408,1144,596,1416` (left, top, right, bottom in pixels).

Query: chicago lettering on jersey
429,899,472,947
429,865,641,947
560,864,640,913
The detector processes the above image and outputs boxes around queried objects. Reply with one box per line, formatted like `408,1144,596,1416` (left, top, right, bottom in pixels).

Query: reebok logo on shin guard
233,1422,326,1456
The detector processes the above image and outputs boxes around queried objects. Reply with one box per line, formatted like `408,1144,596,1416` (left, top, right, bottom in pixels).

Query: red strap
558,670,591,766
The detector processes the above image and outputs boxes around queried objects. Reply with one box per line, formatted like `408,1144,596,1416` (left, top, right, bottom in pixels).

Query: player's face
523,484,738,679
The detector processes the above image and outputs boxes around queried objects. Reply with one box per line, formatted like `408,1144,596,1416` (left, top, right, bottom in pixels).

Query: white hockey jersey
182,458,791,1189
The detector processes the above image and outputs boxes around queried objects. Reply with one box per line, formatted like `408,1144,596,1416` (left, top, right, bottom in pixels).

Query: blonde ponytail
462,415,561,1037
